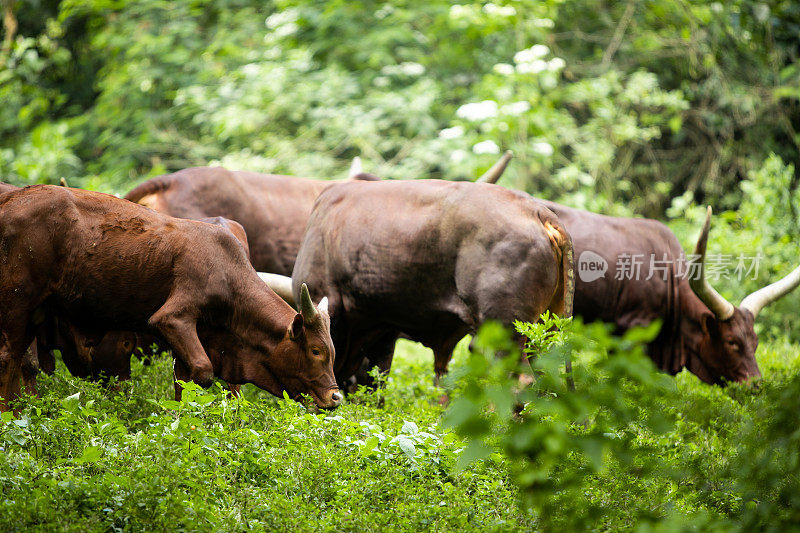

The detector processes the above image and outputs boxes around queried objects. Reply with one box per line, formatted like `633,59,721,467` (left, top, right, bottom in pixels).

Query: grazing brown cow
35,216,252,386
289,180,574,388
0,185,340,410
541,201,800,384
123,155,512,275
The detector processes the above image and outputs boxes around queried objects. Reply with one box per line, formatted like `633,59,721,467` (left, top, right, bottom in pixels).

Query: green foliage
2,0,799,215
445,319,800,530
0,345,533,531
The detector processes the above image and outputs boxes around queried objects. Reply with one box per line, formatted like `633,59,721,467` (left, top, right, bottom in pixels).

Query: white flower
381,62,426,77
473,140,500,155
548,57,566,71
516,59,547,74
450,149,469,163
501,101,531,116
514,44,549,64
483,3,516,17
532,18,555,28
456,100,498,121
400,62,425,76
241,63,261,77
266,10,298,29
449,4,471,18
493,63,515,76
532,141,554,156
439,125,464,139
274,22,298,37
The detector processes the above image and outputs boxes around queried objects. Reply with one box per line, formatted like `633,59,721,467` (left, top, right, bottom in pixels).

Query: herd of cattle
1,153,799,412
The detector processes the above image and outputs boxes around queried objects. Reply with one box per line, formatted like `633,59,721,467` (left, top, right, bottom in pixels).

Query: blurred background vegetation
1,0,797,334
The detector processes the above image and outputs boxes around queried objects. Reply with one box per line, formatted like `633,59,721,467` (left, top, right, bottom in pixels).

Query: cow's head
688,207,800,384
268,283,341,409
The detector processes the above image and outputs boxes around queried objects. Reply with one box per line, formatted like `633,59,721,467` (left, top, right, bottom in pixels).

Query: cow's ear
701,313,717,337
288,313,305,340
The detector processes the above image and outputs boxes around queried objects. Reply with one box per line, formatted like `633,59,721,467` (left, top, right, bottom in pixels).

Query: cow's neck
227,278,295,351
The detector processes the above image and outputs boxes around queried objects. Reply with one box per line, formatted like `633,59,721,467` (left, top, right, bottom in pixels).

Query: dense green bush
445,318,800,530
3,0,800,210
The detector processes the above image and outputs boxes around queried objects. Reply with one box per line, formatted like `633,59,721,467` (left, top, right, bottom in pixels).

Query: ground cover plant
2,318,799,531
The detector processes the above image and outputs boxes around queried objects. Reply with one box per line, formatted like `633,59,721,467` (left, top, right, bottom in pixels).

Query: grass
1,334,798,531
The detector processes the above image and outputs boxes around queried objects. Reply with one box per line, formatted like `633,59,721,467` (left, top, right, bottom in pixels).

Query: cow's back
0,185,247,329
125,167,329,274
540,200,684,334
296,180,563,334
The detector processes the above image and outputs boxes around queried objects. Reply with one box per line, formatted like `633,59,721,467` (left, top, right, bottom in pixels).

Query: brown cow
541,201,800,384
123,155,512,275
0,185,340,410
35,216,252,385
289,180,574,388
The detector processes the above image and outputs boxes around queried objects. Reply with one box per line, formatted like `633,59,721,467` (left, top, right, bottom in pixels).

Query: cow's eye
726,341,741,352
311,348,322,357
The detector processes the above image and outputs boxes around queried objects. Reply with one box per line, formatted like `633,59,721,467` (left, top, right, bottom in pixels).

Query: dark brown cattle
0,185,340,410
289,180,574,388
541,201,800,384
123,155,512,275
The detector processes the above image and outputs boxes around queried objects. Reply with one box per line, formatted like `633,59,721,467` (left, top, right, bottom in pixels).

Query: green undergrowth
1,330,799,531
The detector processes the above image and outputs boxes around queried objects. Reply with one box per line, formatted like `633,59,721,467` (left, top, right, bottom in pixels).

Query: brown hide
540,200,762,385
124,167,338,275
37,216,252,385
0,185,339,410
292,180,574,388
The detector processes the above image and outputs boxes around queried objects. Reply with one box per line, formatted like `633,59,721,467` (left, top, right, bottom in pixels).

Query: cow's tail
540,213,576,390
123,176,172,204
541,216,575,319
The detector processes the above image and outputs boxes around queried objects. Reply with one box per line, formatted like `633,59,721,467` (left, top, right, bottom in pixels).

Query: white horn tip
318,296,329,313
349,157,363,178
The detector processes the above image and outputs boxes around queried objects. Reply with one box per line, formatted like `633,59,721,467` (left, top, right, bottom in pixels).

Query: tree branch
601,0,635,67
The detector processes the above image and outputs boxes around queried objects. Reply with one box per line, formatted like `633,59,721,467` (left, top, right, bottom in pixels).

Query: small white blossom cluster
472,140,500,154
511,44,566,75
265,9,299,38
532,141,554,156
438,125,464,139
500,101,531,116
455,100,498,121
381,62,426,77
483,3,516,17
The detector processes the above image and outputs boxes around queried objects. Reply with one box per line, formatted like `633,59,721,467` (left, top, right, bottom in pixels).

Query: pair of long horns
258,273,328,316
689,206,800,319
347,150,513,184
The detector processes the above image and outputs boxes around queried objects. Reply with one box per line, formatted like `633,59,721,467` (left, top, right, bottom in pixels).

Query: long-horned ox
0,185,340,410
286,180,574,389
542,201,800,384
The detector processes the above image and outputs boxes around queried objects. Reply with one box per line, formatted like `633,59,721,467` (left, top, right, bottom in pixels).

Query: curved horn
476,150,513,184
299,283,318,322
740,265,800,318
59,177,69,187
688,206,735,320
258,272,296,307
349,157,363,179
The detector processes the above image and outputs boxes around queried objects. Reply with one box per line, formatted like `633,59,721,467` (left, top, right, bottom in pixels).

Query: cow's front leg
149,305,213,387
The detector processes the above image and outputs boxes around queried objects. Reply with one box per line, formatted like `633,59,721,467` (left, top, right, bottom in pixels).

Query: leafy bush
445,318,800,530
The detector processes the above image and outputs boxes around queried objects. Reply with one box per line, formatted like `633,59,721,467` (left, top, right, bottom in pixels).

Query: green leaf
76,446,103,464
